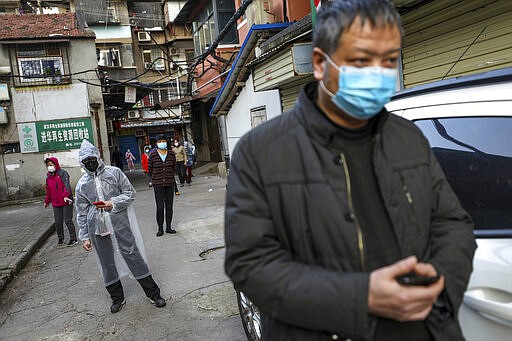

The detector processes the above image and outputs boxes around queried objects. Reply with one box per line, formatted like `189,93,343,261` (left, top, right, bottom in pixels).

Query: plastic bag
95,209,113,236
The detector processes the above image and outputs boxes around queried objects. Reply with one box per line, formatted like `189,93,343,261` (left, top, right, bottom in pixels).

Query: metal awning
152,95,198,109
173,0,205,24
121,119,192,129
102,80,152,111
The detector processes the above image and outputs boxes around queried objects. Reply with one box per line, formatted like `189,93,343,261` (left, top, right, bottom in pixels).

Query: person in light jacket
75,139,166,313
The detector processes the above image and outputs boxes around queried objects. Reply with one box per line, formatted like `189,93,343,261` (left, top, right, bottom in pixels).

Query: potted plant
43,67,53,84
54,69,62,84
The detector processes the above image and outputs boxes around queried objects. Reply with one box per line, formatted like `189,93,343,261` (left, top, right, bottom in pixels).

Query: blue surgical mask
157,142,167,149
321,54,397,120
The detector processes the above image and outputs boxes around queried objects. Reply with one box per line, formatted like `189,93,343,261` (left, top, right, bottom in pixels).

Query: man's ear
312,47,326,81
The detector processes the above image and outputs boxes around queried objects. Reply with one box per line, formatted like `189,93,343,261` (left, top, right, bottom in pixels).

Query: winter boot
106,280,125,313
137,275,166,307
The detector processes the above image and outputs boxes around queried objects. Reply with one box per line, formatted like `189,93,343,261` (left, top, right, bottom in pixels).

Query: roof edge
392,67,512,100
208,22,291,117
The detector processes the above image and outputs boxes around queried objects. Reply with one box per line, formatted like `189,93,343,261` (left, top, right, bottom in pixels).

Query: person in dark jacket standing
44,157,77,247
148,134,177,236
224,1,477,340
111,147,124,170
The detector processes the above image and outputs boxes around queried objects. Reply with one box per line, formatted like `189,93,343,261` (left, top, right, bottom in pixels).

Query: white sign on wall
12,83,90,123
125,86,136,103
17,122,39,153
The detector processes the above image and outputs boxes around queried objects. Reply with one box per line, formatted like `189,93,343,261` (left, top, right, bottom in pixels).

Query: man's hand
82,239,92,251
44,203,48,208
64,197,73,205
368,256,444,321
96,201,113,211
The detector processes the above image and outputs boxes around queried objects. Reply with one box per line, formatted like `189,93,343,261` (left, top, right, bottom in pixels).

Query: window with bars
15,43,69,85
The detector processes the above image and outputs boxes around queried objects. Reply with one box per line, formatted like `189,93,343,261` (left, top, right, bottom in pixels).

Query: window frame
412,115,512,238
14,43,69,85
98,47,122,67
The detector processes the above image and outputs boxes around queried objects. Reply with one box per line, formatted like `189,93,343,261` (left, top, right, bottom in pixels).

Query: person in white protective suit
75,139,166,313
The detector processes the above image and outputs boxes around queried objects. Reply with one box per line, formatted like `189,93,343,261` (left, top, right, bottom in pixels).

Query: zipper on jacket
399,174,414,204
339,153,366,272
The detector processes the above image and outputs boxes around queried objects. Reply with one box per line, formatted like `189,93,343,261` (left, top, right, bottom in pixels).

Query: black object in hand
397,272,440,286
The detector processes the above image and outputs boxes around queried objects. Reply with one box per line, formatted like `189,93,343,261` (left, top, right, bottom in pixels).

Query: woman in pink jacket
44,157,77,247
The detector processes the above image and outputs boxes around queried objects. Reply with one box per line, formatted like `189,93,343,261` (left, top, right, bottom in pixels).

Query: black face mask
83,159,99,173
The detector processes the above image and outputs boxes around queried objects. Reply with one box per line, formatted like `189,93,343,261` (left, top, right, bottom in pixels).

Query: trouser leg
186,166,192,183
114,224,150,278
137,275,161,300
177,162,185,184
106,280,124,303
63,204,77,240
91,234,120,285
164,186,174,229
153,186,164,232
52,206,64,242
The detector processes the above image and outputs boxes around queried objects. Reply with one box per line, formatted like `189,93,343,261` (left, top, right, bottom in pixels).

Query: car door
401,108,512,340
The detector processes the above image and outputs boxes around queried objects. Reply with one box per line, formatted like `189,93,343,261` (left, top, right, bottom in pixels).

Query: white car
386,67,512,340
236,67,512,341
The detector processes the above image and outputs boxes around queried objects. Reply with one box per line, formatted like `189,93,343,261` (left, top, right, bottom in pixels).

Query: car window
414,117,512,236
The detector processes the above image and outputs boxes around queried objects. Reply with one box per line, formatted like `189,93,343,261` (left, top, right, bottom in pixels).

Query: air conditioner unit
0,107,8,124
138,31,151,42
170,48,179,56
151,62,165,71
128,110,139,119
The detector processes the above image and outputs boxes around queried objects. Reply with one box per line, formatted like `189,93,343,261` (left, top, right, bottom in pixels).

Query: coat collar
295,82,388,149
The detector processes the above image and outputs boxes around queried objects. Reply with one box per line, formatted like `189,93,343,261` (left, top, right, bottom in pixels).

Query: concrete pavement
0,198,55,293
0,163,223,293
0,165,245,340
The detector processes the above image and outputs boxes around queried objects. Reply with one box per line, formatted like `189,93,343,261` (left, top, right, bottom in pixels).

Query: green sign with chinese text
35,118,94,152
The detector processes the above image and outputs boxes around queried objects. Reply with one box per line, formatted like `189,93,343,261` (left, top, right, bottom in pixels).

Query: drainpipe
90,102,103,159
217,114,229,170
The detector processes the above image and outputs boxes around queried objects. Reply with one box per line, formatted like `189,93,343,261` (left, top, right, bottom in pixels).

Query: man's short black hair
156,134,167,141
313,0,403,56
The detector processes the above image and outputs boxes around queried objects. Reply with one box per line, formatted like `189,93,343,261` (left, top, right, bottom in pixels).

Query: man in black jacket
224,1,476,340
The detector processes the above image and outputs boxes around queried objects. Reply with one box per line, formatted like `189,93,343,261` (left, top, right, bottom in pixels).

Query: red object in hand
93,201,105,206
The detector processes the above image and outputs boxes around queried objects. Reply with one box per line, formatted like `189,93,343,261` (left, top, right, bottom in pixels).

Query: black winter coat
224,83,476,341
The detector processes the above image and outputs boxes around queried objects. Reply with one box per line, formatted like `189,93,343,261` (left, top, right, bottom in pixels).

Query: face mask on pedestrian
47,165,55,173
320,52,397,120
82,158,99,173
174,142,179,147
157,142,167,149
144,148,150,154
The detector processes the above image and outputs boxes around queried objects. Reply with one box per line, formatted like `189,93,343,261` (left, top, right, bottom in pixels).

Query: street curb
0,221,55,293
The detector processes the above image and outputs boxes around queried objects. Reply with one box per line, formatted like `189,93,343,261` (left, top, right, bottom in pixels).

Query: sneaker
180,183,185,187
156,230,164,237
175,191,180,196
110,299,126,313
150,296,166,308
187,183,191,186
165,228,177,234
57,241,65,248
67,240,78,247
